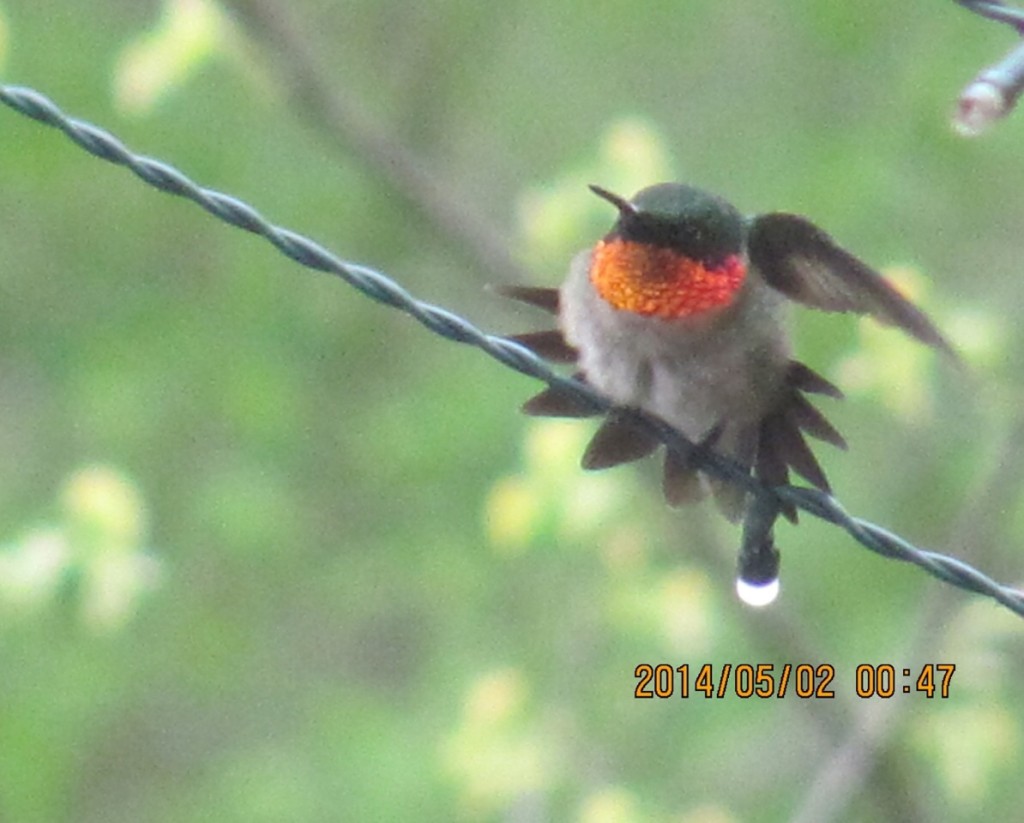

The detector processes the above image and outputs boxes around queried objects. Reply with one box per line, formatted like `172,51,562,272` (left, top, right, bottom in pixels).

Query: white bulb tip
953,82,1007,137
736,576,780,608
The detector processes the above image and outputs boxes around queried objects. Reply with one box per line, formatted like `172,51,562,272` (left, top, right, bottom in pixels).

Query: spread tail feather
522,373,600,418
581,412,660,469
662,447,707,506
753,361,846,522
709,425,759,522
787,361,843,398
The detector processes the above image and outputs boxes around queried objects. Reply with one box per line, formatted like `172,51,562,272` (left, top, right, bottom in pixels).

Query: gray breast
559,250,792,439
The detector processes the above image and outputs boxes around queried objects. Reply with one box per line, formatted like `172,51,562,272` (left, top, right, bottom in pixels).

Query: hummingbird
500,183,955,592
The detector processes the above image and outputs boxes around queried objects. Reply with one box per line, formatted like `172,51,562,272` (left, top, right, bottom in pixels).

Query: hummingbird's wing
505,330,578,363
747,213,957,358
491,284,561,314
581,411,660,469
521,375,599,418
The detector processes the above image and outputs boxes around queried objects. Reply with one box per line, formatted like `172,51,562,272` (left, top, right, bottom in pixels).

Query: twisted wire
957,0,1024,32
2,84,1022,618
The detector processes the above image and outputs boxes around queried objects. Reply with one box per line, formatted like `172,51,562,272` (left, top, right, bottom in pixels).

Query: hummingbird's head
588,183,747,319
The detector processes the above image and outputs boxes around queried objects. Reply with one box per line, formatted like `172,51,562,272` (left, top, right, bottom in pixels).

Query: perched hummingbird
501,183,955,593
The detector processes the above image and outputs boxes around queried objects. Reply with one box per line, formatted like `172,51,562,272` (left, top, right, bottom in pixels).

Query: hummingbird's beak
588,184,637,219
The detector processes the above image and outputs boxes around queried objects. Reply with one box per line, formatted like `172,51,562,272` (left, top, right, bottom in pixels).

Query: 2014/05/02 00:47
633,663,956,699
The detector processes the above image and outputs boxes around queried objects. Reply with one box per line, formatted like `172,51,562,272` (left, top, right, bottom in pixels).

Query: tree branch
220,0,530,283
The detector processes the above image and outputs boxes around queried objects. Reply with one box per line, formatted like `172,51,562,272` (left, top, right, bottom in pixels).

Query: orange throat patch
589,238,746,319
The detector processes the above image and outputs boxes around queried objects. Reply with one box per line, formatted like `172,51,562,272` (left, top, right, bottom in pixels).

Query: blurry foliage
0,466,158,632
485,420,631,553
909,597,1023,814
443,667,557,817
114,0,234,116
0,7,7,73
0,0,1023,821
518,118,673,273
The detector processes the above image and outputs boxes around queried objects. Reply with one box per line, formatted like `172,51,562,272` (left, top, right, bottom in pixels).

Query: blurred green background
1,1,1023,821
